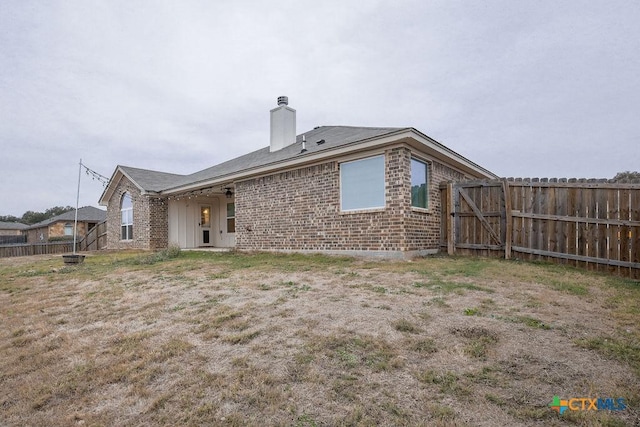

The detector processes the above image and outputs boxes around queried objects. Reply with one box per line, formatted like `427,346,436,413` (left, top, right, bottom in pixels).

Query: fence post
447,182,455,255
502,178,512,260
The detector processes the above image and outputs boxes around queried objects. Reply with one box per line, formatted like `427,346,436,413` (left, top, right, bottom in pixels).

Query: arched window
64,222,73,236
121,192,133,240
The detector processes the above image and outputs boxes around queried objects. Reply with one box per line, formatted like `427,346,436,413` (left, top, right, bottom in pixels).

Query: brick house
99,97,496,257
0,221,28,236
0,221,28,244
25,206,106,243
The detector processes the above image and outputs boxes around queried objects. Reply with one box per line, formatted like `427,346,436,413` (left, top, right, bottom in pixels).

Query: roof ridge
314,125,405,129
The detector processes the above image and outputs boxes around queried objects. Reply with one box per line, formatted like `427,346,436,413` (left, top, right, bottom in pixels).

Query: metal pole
73,159,82,255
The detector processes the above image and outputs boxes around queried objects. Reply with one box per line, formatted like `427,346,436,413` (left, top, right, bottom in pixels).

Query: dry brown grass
0,250,638,426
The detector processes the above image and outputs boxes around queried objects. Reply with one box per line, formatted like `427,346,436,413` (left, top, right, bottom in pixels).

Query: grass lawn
1,250,639,426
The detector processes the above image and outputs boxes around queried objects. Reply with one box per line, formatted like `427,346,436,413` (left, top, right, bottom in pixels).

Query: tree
612,171,640,183
44,206,75,218
19,206,75,225
0,215,21,223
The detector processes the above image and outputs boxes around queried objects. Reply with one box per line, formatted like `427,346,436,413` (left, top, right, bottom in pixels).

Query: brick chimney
270,96,296,152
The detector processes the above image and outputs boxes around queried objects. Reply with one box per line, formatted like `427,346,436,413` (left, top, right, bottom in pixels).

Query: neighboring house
99,97,497,257
25,206,106,243
0,221,28,244
0,221,28,236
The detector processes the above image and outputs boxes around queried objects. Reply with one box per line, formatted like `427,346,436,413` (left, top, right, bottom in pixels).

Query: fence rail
441,179,640,279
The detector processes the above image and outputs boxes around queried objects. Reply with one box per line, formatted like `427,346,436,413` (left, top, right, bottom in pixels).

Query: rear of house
100,97,496,257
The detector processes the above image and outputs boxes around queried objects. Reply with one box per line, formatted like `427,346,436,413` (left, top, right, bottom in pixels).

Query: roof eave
407,128,498,179
161,128,495,195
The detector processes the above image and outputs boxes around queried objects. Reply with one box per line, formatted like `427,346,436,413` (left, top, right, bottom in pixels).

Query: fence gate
442,179,640,279
444,180,508,258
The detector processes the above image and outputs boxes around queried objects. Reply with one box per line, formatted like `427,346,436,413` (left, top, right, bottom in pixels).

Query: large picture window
340,155,385,211
121,192,133,240
411,158,428,209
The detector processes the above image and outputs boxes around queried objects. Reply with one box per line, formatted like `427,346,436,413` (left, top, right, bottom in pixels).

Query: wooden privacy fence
78,221,107,251
0,221,107,258
441,179,640,279
0,241,76,258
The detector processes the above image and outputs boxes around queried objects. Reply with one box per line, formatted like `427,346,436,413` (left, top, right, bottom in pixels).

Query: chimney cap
277,96,288,106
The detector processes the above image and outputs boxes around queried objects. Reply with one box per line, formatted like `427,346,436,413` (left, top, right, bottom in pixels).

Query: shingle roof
119,126,405,193
0,221,29,230
119,167,186,193
178,126,406,189
103,124,496,204
26,206,106,229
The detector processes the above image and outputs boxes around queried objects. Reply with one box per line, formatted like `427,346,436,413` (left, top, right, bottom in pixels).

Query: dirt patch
0,251,638,426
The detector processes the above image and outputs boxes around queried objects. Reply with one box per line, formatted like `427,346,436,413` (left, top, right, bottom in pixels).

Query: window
121,192,133,240
340,155,385,211
64,223,73,236
200,206,211,227
227,203,235,233
411,158,428,209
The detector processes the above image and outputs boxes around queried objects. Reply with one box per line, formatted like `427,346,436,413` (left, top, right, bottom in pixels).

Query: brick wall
49,221,88,239
104,148,469,253
25,222,94,243
405,161,465,250
235,146,464,253
0,229,24,236
148,197,168,250
25,227,48,243
105,177,168,250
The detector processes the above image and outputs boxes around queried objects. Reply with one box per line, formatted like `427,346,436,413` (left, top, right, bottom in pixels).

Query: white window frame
120,192,133,240
411,157,429,210
340,154,386,212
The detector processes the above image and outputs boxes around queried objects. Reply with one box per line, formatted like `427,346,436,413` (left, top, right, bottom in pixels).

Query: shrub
132,245,182,265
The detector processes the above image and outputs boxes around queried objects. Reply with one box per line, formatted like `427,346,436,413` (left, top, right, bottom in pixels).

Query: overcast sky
1,1,639,217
